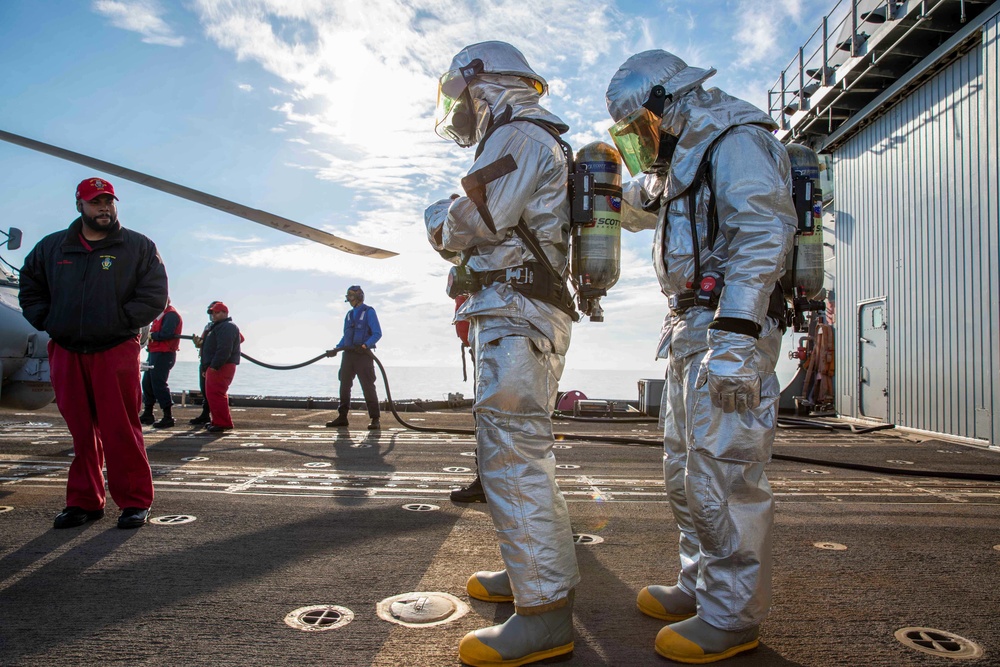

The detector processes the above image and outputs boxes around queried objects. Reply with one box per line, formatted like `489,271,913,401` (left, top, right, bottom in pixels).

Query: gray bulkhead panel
833,13,1000,444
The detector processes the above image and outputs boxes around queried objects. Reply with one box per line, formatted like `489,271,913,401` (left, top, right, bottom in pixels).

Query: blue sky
0,0,830,376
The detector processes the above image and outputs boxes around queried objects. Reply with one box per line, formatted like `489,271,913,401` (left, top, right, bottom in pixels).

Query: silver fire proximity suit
607,51,796,631
425,42,579,614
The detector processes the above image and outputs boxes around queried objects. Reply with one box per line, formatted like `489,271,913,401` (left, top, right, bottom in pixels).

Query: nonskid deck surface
1,404,998,666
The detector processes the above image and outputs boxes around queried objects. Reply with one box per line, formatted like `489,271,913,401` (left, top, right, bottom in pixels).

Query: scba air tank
572,141,622,322
781,144,825,301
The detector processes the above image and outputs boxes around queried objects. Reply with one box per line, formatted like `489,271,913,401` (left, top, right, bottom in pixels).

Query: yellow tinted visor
434,68,471,142
608,106,661,176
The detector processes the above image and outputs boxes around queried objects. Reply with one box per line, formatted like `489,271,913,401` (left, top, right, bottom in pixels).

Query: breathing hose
174,335,1000,482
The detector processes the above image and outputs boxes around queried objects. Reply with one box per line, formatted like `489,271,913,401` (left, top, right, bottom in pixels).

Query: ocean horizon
162,360,663,402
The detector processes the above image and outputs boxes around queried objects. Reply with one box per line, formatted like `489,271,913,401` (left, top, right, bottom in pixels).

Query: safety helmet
605,50,716,176
345,285,364,303
435,41,547,148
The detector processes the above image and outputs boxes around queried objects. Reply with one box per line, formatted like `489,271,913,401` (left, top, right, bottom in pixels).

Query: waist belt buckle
668,291,697,315
505,265,534,286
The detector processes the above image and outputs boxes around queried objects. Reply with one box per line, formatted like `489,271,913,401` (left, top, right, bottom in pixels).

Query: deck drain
304,462,332,468
443,467,471,473
240,442,263,448
350,443,372,449
403,504,439,512
181,456,209,462
377,592,469,628
887,460,914,465
150,515,197,525
894,627,983,659
802,469,829,475
284,605,354,632
573,533,604,545
993,545,1000,552
460,451,477,457
0,506,13,514
257,448,275,452
557,464,580,470
813,542,847,551
553,445,572,449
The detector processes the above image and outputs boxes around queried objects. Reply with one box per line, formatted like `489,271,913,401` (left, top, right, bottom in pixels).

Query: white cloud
92,0,185,47
238,83,254,92
188,0,627,203
733,0,812,68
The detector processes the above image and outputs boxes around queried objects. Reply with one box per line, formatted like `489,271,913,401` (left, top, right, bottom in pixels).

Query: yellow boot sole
458,633,573,667
654,626,759,664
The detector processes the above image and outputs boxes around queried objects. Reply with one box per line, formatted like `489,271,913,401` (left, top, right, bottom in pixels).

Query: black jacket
19,218,168,353
201,318,241,370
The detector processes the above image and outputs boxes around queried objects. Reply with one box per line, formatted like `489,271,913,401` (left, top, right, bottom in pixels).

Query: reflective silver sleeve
711,129,796,325
440,124,550,253
424,197,463,264
620,178,659,232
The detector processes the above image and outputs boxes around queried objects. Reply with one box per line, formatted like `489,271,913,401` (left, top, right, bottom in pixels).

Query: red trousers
205,364,237,428
48,338,153,511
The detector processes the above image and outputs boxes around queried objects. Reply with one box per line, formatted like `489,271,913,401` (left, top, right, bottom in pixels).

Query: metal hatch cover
893,627,984,659
377,592,469,628
284,605,354,632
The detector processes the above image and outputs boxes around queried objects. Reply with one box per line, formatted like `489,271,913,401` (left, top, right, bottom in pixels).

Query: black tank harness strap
666,126,787,327
674,127,733,292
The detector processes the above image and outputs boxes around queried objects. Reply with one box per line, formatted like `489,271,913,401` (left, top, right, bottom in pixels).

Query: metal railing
768,0,973,134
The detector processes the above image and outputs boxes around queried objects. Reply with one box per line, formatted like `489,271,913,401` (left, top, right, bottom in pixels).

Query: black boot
139,406,155,426
450,475,487,503
189,407,210,425
153,406,175,429
326,414,349,427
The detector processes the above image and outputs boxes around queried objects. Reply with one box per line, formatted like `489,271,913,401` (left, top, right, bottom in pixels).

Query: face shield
608,84,680,177
434,60,490,148
608,106,663,177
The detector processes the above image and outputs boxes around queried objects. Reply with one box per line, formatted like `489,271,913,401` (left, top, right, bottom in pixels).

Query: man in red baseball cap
199,301,242,432
189,300,223,425
75,177,118,201
19,176,168,530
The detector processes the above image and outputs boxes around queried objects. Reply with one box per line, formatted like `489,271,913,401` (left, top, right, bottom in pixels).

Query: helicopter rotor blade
0,129,397,259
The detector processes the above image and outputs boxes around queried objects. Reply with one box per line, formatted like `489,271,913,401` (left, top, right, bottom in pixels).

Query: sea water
166,361,662,402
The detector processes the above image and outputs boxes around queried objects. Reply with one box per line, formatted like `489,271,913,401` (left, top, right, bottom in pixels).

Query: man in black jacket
19,177,168,530
189,300,221,425
200,301,241,433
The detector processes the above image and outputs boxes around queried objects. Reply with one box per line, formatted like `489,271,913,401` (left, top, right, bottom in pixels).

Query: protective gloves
325,348,340,358
696,329,760,413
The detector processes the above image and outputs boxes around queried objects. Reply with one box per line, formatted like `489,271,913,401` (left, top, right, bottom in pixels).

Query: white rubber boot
655,616,760,664
458,594,574,667
636,584,696,621
467,570,514,603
